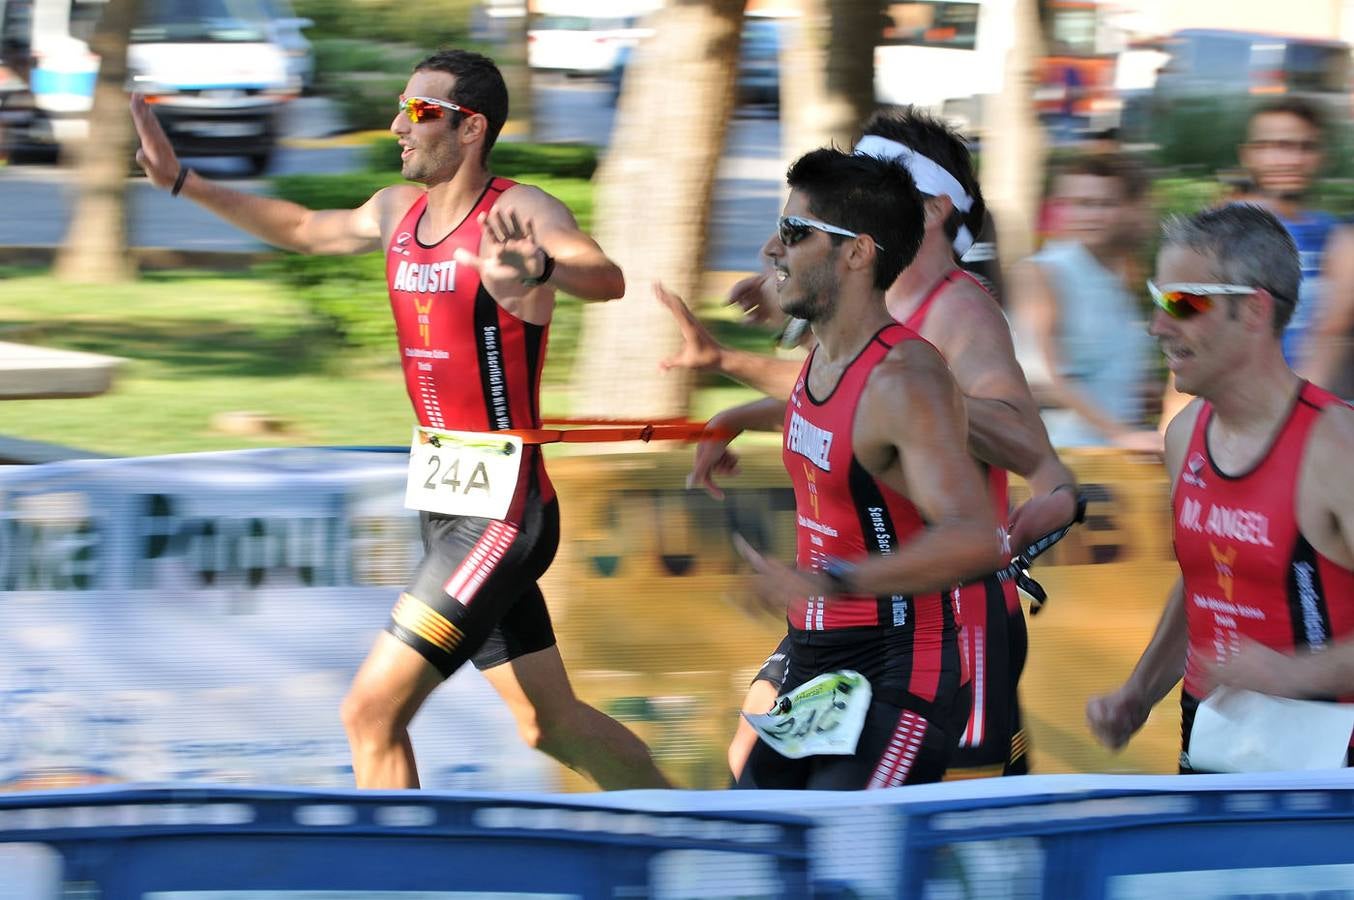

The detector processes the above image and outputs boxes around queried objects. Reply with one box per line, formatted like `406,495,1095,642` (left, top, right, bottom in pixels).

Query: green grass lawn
0,266,772,457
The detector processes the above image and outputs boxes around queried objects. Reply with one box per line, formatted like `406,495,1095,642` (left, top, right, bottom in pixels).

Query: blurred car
528,15,648,77
258,0,315,93
737,15,782,109
604,15,782,109
1123,29,1353,139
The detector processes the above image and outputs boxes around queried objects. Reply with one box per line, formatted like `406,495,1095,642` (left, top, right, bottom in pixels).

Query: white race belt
743,670,872,759
404,426,523,520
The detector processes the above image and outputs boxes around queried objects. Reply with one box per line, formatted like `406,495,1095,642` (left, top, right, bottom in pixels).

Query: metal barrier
0,785,812,899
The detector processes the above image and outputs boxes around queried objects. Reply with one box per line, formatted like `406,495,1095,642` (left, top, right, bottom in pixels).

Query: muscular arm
844,341,1006,596
926,280,1072,486
1009,259,1144,444
1299,226,1354,392
1120,577,1189,706
494,185,623,301
132,93,391,255
1086,402,1200,748
177,173,395,255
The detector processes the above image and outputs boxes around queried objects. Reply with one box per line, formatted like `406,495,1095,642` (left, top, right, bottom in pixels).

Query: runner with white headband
854,133,977,256
653,106,1081,785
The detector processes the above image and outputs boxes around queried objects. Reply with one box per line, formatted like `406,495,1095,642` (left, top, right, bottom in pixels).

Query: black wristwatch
821,558,857,594
521,249,555,287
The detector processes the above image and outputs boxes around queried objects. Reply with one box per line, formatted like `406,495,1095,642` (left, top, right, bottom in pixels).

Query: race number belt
403,418,732,520
743,670,872,759
405,427,524,520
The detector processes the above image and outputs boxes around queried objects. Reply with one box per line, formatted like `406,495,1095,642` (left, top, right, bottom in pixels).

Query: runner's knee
340,682,408,747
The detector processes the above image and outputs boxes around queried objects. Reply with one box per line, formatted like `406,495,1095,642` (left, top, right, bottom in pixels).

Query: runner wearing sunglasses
723,146,1012,789
130,49,670,791
654,108,1079,784
1088,204,1354,772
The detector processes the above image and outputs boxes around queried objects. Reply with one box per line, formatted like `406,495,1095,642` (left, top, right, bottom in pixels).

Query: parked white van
2,0,297,172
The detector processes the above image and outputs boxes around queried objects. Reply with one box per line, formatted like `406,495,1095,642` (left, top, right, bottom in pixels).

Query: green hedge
362,135,599,179
293,0,476,45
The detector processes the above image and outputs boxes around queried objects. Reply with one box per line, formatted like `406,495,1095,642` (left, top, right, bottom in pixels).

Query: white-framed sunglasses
1147,281,1257,319
777,215,886,252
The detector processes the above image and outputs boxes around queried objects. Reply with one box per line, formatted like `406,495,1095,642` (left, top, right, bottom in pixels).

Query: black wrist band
171,167,191,197
522,249,554,286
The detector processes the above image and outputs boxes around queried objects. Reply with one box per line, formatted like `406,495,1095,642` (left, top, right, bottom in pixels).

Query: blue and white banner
0,448,555,792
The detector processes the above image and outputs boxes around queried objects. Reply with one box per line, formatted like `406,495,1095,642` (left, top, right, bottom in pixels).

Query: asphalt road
0,82,783,272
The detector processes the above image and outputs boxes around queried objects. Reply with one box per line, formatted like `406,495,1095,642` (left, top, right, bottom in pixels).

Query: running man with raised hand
658,109,1079,781
131,49,669,790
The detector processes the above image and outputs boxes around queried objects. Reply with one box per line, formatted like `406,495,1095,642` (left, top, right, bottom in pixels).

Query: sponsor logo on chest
786,410,833,471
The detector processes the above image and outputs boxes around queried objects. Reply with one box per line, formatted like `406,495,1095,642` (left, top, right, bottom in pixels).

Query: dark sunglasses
777,215,885,251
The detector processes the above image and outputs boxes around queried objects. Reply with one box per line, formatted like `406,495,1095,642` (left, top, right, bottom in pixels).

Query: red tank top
784,323,944,633
904,268,1016,624
1175,382,1354,699
386,179,553,507
903,267,1011,526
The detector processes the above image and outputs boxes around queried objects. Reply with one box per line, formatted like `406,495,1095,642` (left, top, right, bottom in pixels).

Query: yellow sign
540,446,1183,789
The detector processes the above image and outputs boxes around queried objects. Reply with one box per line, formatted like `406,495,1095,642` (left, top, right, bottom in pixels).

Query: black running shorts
948,576,1030,778
736,622,964,790
386,488,559,678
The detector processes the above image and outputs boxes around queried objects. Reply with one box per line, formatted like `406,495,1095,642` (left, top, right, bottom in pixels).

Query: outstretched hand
130,94,182,190
654,282,724,373
454,208,550,289
727,271,783,328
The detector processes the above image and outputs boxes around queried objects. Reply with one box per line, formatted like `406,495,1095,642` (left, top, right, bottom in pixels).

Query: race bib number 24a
404,426,523,520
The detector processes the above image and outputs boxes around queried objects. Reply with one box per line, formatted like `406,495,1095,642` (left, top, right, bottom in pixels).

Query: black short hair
413,49,509,163
859,106,986,254
1058,152,1149,202
785,148,926,290
1249,97,1326,135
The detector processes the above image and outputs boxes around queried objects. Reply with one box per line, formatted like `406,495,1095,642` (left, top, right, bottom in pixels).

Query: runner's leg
481,642,670,789
340,632,444,788
729,635,791,780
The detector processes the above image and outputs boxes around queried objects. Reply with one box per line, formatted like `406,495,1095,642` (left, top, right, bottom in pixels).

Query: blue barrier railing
0,784,812,899
6,775,1354,899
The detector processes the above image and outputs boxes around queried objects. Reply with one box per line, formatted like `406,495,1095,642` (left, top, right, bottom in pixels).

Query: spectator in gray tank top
1010,154,1161,450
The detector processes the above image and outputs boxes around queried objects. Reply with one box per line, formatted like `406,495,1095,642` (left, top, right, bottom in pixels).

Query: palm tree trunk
569,0,747,419
980,0,1046,268
779,0,883,158
54,0,138,283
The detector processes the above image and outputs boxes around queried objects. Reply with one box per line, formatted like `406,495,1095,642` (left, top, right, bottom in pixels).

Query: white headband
853,134,976,255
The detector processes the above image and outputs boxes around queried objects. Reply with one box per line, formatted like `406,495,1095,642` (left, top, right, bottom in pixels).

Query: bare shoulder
495,182,578,225
372,183,425,234
1308,402,1354,487
923,275,1009,344
862,336,958,413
